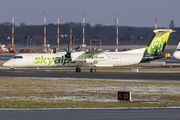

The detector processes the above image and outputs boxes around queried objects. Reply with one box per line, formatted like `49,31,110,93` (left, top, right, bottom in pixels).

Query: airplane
173,42,180,60
3,29,174,73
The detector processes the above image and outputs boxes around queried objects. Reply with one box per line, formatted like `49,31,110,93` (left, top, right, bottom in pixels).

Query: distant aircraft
3,29,174,73
173,42,180,60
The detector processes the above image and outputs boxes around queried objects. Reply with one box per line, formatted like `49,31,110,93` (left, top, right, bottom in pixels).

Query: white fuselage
173,49,180,60
3,48,145,68
173,42,180,60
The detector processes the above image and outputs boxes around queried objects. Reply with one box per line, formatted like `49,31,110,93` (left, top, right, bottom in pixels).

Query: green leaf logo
152,39,163,50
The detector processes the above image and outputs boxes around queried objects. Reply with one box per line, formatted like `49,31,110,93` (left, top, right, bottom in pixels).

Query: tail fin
141,29,174,62
176,42,180,50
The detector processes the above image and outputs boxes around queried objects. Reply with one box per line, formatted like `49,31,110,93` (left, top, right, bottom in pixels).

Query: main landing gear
75,67,96,73
90,62,96,73
90,68,96,73
76,67,81,72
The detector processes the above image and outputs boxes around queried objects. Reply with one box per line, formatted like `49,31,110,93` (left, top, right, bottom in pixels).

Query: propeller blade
65,45,71,58
75,46,80,51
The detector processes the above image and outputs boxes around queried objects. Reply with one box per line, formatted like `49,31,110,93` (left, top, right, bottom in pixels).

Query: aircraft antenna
12,12,14,50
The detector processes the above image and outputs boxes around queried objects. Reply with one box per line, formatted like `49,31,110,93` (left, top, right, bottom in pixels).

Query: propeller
65,45,71,58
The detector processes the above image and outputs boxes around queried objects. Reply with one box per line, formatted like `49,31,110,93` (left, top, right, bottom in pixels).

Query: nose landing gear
10,68,14,71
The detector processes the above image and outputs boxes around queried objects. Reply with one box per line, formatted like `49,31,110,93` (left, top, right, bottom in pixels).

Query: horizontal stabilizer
153,29,175,33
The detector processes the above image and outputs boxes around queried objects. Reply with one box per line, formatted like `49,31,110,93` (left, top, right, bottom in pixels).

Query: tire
90,68,96,73
10,68,14,71
76,68,81,72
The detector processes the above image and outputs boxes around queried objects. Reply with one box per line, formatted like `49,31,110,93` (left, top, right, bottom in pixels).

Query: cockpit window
13,56,18,59
178,49,180,51
13,56,23,59
18,56,23,58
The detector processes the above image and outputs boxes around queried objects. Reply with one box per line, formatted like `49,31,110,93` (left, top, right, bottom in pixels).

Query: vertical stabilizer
141,29,174,62
176,42,180,49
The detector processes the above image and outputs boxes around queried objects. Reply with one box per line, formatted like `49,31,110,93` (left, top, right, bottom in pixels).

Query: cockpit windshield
13,56,23,59
178,49,180,51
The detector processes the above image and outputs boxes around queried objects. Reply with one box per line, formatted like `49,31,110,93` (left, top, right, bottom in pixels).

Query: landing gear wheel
76,68,81,72
90,68,96,73
10,68,14,71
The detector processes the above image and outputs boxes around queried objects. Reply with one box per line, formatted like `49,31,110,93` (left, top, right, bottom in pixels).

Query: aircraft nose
173,51,180,60
3,61,10,67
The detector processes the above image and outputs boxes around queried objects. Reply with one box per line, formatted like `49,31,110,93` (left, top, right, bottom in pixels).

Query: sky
0,0,180,27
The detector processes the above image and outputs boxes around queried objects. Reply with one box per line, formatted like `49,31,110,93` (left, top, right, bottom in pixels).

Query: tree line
0,21,179,47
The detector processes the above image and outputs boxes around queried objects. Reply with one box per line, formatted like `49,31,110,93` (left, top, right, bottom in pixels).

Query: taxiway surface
0,69,179,81
0,108,180,120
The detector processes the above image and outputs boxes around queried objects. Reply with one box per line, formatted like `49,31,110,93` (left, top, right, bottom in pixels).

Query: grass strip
0,78,180,108
0,100,179,109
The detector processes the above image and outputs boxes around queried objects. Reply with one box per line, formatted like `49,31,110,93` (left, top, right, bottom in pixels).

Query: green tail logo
141,29,174,63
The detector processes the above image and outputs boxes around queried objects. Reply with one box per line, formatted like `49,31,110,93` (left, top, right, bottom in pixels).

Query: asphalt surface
0,69,180,81
0,108,180,120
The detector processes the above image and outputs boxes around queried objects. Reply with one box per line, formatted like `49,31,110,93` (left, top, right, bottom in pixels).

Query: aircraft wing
71,51,110,62
84,51,104,55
